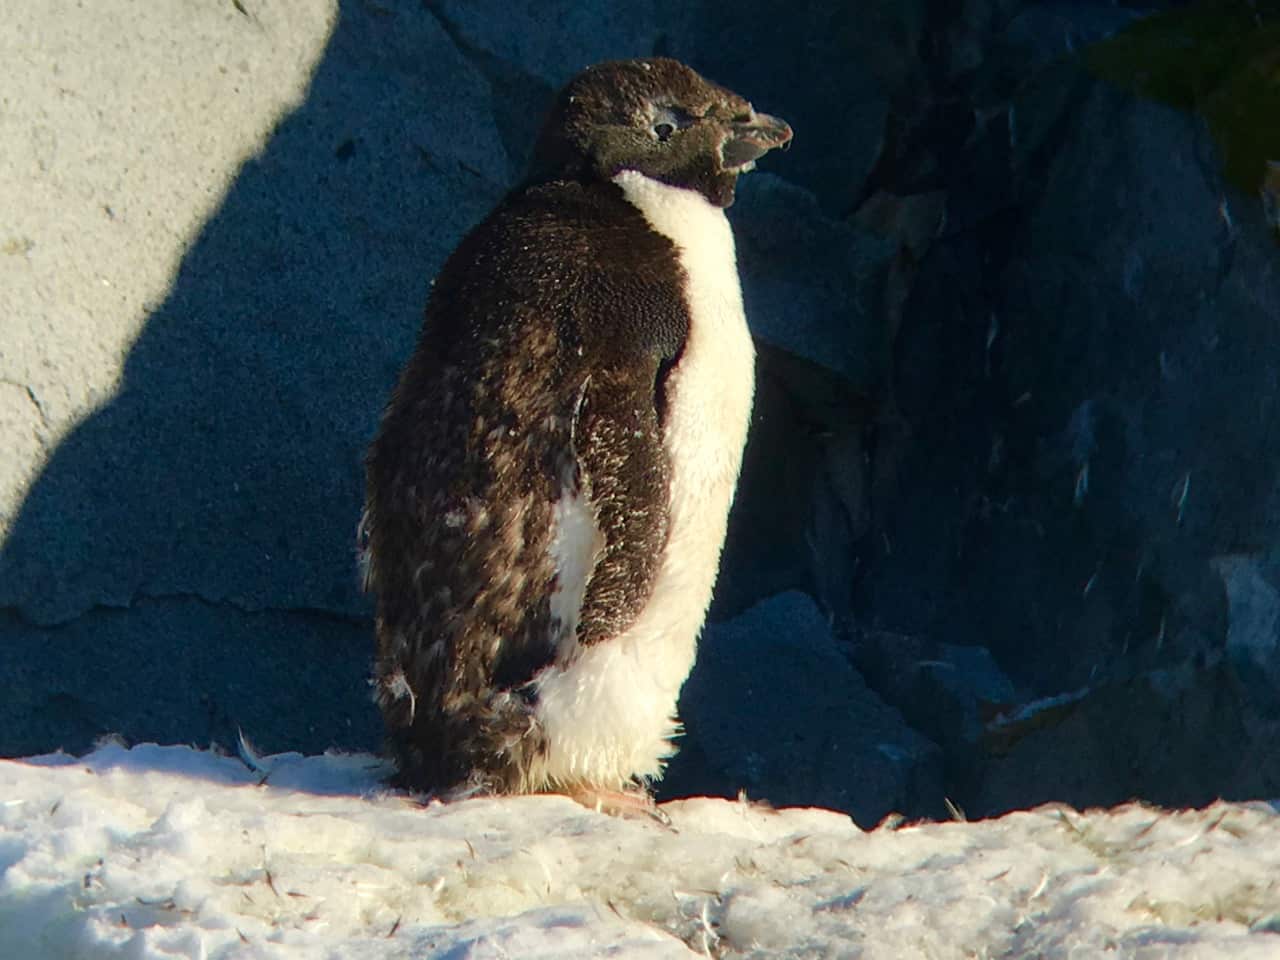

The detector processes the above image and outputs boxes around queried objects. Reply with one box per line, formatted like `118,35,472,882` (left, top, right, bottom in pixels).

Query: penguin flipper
568,366,672,647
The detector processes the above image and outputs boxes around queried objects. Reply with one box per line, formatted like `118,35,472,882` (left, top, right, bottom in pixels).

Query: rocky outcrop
663,592,944,827
4,0,1280,820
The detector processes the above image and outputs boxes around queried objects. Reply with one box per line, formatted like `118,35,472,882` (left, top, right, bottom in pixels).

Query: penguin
361,57,791,809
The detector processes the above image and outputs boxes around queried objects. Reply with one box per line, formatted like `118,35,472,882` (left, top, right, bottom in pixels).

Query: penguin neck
610,165,755,519
610,169,736,264
610,170,751,400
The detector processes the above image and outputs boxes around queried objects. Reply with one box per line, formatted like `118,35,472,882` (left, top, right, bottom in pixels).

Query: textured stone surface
1214,556,1280,703
732,174,895,383
850,630,1017,755
0,0,335,533
0,600,379,760
663,591,944,826
846,10,1280,814
0,1,505,628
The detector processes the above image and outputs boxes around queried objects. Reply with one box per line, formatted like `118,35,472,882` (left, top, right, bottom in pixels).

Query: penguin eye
650,106,694,143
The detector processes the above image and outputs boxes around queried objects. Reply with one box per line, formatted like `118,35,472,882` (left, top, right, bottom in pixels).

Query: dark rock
849,629,1017,754
429,0,691,89
1212,555,1280,711
714,345,871,620
671,1,893,211
713,174,897,620
970,663,1280,815
425,0,689,173
1002,4,1145,72
854,34,1280,814
0,600,380,759
662,591,945,826
1083,2,1280,195
713,173,893,620
733,174,896,386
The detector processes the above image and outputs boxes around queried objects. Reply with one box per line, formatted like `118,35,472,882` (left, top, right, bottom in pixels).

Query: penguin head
532,58,792,208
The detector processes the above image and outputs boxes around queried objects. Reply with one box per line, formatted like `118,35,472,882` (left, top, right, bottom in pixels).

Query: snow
3,743,1280,958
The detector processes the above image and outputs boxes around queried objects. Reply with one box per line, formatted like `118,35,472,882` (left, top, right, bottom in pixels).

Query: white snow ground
2,743,1280,958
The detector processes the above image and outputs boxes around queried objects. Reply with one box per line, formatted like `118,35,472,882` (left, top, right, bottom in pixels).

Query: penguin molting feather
362,58,791,810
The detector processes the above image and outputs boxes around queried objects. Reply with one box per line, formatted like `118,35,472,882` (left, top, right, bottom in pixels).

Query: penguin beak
721,111,793,172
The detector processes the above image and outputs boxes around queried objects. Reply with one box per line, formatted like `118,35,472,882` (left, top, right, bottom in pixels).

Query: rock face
662,592,944,827
851,4,1280,814
4,0,1280,820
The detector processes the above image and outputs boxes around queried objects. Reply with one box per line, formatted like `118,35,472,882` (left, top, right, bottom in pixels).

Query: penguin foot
567,786,673,826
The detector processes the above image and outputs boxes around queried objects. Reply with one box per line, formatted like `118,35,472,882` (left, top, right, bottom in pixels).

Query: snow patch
3,743,1280,958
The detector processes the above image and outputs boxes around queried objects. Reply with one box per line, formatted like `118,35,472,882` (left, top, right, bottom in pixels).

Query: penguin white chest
531,171,755,788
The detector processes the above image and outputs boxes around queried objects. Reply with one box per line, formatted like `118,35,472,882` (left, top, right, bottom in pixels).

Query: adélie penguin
361,57,791,812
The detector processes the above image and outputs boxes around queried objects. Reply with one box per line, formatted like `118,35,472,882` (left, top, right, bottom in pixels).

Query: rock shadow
0,0,525,757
